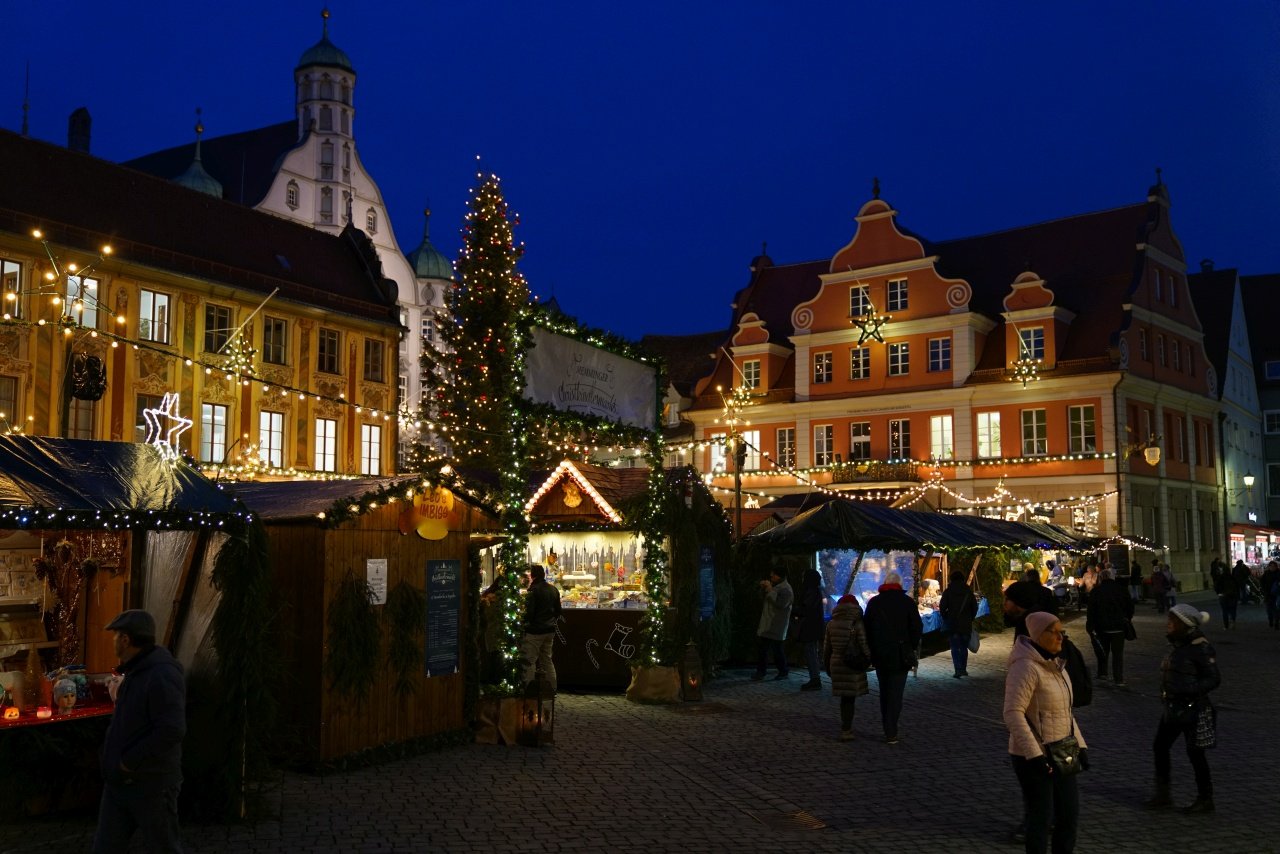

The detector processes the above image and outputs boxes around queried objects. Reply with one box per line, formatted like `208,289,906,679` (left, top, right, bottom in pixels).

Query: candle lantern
679,641,703,702
516,675,555,747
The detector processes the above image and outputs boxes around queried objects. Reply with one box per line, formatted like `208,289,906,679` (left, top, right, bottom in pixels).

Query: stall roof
748,499,1083,553
0,436,241,525
228,476,495,523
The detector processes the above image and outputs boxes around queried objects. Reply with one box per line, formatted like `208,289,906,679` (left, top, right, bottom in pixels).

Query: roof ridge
933,201,1149,246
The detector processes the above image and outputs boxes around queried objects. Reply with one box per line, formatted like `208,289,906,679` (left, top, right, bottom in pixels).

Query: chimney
68,107,91,153
1200,258,1214,273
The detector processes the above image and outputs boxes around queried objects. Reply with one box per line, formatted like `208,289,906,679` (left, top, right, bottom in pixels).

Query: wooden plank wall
268,500,484,763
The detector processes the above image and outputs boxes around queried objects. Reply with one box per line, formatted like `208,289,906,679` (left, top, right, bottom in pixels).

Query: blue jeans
1012,754,1079,854
756,636,787,675
876,669,909,738
949,633,969,675
92,779,183,853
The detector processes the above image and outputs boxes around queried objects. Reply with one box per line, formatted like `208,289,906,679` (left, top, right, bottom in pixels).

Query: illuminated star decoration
143,392,192,462
851,296,892,345
1008,333,1042,389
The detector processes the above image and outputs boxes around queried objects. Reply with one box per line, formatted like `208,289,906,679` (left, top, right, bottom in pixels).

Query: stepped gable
0,129,396,323
123,121,298,207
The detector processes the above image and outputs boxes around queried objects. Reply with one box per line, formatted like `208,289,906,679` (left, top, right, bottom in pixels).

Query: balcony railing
830,460,919,483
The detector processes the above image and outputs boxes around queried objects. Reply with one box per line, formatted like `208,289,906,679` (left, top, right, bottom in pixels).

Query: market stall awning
0,435,241,523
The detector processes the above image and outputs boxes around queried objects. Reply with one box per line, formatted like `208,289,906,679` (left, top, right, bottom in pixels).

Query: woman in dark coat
938,569,978,678
797,568,826,691
1144,604,1221,814
822,594,871,741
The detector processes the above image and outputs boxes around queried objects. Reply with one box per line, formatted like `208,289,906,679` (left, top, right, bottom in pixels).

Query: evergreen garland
384,580,426,697
325,572,381,704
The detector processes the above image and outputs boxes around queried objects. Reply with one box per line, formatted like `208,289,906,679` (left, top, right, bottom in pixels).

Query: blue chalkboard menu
425,559,461,676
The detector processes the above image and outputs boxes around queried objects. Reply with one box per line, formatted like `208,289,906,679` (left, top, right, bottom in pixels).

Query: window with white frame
709,432,727,472
776,427,795,468
928,337,951,372
850,421,870,461
1265,411,1280,434
1068,405,1096,453
813,351,832,384
1021,408,1047,456
421,315,436,344
286,180,299,210
204,304,232,353
139,289,170,343
889,418,911,459
741,429,760,470
929,414,953,459
263,316,288,365
363,338,385,383
360,423,382,475
742,359,761,389
849,285,870,317
976,411,1001,458
315,418,337,472
850,346,870,380
67,275,100,328
366,208,377,234
318,328,341,374
888,342,910,376
1269,463,1280,498
199,403,227,463
398,374,407,407
1,258,21,319
814,425,834,466
1019,327,1045,360
887,279,908,311
68,398,95,440
259,411,284,468
134,394,163,443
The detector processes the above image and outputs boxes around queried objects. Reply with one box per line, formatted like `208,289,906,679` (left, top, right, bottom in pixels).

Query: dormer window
366,208,378,234
742,359,760,389
286,180,299,210
1019,327,1045,360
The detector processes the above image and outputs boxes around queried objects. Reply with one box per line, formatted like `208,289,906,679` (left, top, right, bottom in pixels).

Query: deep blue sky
3,3,1277,340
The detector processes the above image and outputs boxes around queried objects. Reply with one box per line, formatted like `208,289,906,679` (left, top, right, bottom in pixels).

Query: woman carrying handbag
1003,611,1088,854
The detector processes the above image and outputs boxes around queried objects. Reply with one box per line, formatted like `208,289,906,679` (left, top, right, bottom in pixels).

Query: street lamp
714,382,755,540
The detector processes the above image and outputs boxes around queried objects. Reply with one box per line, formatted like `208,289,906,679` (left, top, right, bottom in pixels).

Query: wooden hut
230,476,498,766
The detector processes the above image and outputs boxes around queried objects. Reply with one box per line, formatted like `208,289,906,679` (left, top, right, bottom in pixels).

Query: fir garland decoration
384,580,426,697
325,571,381,704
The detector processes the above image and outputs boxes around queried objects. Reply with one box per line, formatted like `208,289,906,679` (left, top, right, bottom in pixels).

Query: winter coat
863,584,923,673
756,579,794,640
1160,629,1221,703
1086,577,1134,634
523,580,562,634
1261,566,1280,601
1128,563,1144,585
796,578,826,644
100,644,186,786
1231,561,1251,590
822,600,871,698
938,582,977,638
1150,568,1169,594
1003,636,1087,759
1214,571,1239,600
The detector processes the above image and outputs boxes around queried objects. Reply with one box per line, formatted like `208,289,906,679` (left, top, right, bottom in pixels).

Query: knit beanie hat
1002,580,1038,610
1024,611,1058,639
1170,603,1210,628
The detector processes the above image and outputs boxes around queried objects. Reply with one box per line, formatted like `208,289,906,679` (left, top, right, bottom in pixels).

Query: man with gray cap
92,608,187,853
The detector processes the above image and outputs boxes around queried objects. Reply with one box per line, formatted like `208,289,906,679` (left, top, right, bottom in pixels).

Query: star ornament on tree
143,392,192,462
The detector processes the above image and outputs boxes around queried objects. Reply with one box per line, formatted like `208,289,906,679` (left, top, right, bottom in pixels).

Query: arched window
297,78,308,103
286,180,299,210
341,81,351,104
319,106,333,131
320,141,334,180
366,208,377,234
319,76,333,100
320,187,333,223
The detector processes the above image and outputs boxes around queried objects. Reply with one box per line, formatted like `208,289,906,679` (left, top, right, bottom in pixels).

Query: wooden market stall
230,475,498,766
508,460,731,691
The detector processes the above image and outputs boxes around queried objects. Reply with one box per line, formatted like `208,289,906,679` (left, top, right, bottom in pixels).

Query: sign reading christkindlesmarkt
523,328,657,431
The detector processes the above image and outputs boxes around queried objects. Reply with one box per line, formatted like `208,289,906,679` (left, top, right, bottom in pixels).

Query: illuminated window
742,359,760,389
1019,327,1045,360
259,411,284,468
361,424,382,475
1021,409,1047,456
888,342,910,376
139,290,170,343
930,415,953,459
776,428,795,468
315,418,337,472
889,418,911,459
709,432,727,471
741,429,760,470
286,180,299,210
67,275,99,328
813,351,832,384
976,411,1001,458
849,285,870,317
1068,405,1096,453
421,315,436,343
200,403,227,463
850,422,870,461
850,347,870,380
887,279,908,311
814,425,834,466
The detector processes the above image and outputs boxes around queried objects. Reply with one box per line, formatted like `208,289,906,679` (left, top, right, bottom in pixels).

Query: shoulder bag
1123,619,1137,641
1027,716,1083,777
843,635,871,671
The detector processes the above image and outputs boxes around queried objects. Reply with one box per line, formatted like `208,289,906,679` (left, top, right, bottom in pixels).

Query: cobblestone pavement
4,590,1277,853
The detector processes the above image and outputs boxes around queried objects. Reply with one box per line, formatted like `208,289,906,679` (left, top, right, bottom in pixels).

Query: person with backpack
822,594,872,741
1260,560,1280,630
939,569,978,678
1144,604,1221,815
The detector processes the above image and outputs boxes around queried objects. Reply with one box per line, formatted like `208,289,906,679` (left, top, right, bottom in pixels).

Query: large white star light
143,392,192,462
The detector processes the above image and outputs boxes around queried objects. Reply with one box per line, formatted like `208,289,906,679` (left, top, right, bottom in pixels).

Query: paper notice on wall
366,558,388,605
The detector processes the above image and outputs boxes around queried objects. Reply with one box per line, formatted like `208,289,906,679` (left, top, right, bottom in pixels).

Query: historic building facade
0,129,401,476
680,182,1221,585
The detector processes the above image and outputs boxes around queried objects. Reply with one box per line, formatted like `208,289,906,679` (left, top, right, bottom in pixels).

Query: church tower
293,8,356,226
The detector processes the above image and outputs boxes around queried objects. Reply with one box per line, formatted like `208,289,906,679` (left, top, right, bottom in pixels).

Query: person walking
1085,569,1134,685
751,566,793,681
822,593,871,741
1213,562,1240,630
520,564,562,695
93,609,187,854
1128,559,1144,603
1003,611,1088,854
1150,559,1169,613
1144,604,1221,814
939,569,978,678
796,568,825,691
1231,559,1254,605
863,571,922,744
1260,560,1280,629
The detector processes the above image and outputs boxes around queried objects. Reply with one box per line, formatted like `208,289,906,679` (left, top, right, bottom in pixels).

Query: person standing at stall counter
521,564,562,696
93,609,186,854
751,566,793,681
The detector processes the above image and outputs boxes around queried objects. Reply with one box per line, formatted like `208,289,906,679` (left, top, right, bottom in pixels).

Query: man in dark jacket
93,609,186,854
1230,559,1254,604
938,569,977,678
863,571,922,744
521,564,562,695
1086,569,1136,684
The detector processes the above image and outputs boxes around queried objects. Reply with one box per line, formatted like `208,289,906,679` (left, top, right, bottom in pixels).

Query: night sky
3,2,1277,341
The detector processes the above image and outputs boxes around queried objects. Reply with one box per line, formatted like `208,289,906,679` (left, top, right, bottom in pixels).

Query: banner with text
523,328,657,431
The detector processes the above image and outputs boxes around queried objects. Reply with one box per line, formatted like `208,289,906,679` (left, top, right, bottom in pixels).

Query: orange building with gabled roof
674,180,1221,587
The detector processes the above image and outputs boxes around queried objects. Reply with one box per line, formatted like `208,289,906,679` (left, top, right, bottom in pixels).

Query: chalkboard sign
698,546,715,619
425,559,461,677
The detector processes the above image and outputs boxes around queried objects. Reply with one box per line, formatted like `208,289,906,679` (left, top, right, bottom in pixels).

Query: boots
1143,780,1173,809
1181,796,1215,814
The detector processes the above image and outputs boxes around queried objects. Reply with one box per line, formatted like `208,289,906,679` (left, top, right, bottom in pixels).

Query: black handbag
1123,619,1137,641
843,637,871,671
1028,716,1084,777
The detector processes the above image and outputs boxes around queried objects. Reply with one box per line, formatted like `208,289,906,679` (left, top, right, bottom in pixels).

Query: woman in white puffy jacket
1003,611,1088,854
